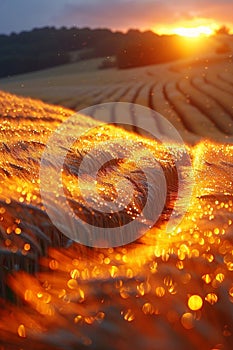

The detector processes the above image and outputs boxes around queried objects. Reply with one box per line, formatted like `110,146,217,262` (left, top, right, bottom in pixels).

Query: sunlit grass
0,90,232,348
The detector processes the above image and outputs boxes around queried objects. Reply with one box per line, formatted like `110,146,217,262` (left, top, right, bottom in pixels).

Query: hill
0,26,231,77
1,37,232,145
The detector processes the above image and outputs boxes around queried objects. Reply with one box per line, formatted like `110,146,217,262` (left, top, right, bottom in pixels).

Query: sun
154,22,218,38
173,25,214,38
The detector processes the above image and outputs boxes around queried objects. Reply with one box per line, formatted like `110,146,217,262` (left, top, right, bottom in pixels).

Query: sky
0,0,232,35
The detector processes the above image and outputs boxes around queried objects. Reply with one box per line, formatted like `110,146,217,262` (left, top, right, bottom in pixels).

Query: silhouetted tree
215,26,230,35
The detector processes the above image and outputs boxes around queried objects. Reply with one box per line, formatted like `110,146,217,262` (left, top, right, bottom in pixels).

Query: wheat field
1,44,233,144
0,39,233,350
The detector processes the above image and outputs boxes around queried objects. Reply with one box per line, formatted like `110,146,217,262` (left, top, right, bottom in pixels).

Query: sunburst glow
154,20,221,37
173,25,214,38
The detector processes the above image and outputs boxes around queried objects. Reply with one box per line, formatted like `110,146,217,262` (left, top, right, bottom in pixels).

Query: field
0,35,233,350
1,35,233,144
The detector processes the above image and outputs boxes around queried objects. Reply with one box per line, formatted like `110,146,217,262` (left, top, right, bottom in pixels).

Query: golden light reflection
0,138,232,348
188,295,203,311
17,324,26,338
0,91,233,348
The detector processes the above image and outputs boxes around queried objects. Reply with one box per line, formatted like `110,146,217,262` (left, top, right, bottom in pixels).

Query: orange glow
154,19,222,37
181,313,194,330
173,25,214,38
188,295,203,311
17,324,26,338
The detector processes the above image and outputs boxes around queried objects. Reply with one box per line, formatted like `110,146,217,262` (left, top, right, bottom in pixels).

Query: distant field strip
1,56,233,144
46,63,233,144
88,75,233,143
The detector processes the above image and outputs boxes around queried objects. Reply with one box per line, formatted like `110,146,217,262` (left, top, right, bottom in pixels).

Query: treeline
0,27,122,77
0,26,225,77
117,30,191,68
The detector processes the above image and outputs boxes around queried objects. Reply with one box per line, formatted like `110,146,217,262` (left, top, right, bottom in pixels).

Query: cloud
52,0,233,31
52,0,177,30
